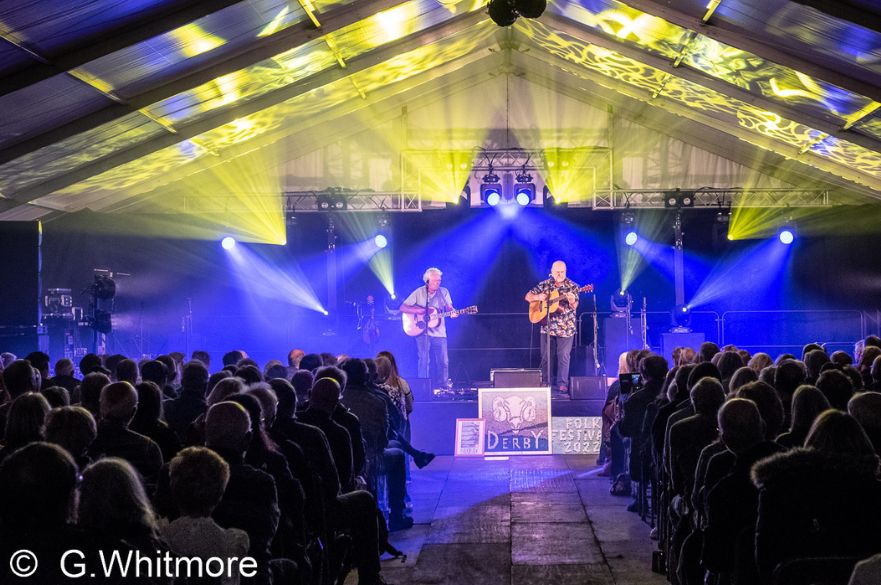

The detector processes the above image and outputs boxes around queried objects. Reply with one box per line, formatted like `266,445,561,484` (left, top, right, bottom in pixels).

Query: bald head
99,382,138,422
718,398,764,455
550,261,567,283
205,401,251,452
310,378,342,414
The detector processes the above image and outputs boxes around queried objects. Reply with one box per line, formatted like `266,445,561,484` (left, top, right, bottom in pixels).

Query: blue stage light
485,188,501,206
221,237,237,250
374,234,388,248
779,229,794,245
625,230,638,246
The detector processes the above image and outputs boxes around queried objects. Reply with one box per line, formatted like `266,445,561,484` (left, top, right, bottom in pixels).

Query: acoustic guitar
402,305,478,336
528,284,594,324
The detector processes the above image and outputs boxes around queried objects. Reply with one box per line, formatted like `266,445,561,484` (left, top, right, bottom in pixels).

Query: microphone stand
546,294,552,393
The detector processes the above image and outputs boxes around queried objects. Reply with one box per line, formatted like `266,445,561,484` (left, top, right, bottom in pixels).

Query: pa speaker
603,316,637,376
0,221,41,327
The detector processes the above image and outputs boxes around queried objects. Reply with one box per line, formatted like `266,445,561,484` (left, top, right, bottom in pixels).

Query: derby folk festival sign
477,387,551,455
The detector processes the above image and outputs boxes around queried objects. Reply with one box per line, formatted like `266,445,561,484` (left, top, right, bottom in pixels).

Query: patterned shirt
530,277,580,337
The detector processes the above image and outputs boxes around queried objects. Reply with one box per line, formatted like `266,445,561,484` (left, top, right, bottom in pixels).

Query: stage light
514,0,546,18
316,194,347,211
447,185,471,209
542,185,567,209
611,289,632,314
625,231,638,246
514,172,535,206
664,189,695,208
374,234,388,248
390,292,397,300
671,304,692,331
221,236,237,250
90,275,117,300
322,310,329,316
779,228,794,245
488,0,518,26
481,176,502,206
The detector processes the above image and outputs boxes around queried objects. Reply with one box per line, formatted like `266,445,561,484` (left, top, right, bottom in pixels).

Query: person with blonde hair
45,405,97,468
0,392,50,463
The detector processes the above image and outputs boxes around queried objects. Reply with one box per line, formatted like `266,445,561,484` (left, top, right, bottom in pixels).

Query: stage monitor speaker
603,316,637,376
410,377,432,402
491,368,542,388
662,332,706,365
0,221,41,327
570,376,608,400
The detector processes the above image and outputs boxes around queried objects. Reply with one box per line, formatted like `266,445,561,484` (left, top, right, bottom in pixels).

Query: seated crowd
0,347,436,585
598,336,881,585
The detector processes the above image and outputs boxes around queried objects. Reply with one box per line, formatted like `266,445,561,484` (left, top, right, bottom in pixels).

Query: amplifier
570,376,608,400
491,368,543,388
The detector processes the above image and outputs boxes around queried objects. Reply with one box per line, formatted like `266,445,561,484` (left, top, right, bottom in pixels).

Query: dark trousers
539,333,574,390
416,334,448,388
382,447,406,517
331,490,381,582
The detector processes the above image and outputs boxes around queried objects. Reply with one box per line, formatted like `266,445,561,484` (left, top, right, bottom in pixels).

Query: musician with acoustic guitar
400,267,457,390
525,260,592,395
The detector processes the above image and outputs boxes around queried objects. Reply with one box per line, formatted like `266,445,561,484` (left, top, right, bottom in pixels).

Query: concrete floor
367,455,669,585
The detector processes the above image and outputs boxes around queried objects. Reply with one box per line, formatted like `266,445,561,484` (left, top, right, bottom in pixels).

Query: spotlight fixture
542,185,567,209
447,185,472,210
621,210,636,225
514,172,535,206
481,171,503,207
611,289,632,314
671,304,692,331
664,188,695,208
374,234,388,249
221,236,237,250
779,227,795,245
715,210,731,224
90,275,117,300
624,231,638,246
316,193,347,211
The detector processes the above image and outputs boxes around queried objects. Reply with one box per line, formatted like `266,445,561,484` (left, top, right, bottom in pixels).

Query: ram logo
492,395,536,434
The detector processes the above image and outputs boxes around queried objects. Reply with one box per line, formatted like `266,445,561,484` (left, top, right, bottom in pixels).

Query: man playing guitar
524,260,580,395
399,267,457,389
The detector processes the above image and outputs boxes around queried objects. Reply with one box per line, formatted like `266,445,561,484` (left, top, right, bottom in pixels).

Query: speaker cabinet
570,376,608,400
491,368,542,388
603,316,637,376
0,221,41,327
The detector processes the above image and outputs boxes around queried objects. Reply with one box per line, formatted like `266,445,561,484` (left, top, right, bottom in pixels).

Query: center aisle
366,455,669,585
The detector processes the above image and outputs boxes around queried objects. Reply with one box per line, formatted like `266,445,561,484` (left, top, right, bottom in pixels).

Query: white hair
423,267,443,283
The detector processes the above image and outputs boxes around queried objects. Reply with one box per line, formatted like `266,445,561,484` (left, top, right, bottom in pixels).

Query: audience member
41,384,70,408
88,381,163,490
752,410,881,584
849,391,881,453
0,393,50,463
131,380,181,462
776,385,830,448
161,447,250,585
45,405,97,468
164,360,209,444
49,358,79,395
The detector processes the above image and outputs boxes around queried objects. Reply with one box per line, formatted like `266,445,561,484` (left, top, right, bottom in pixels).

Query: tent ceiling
1,0,881,219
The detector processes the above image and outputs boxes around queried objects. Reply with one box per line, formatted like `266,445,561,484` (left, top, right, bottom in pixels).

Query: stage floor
364,455,667,585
